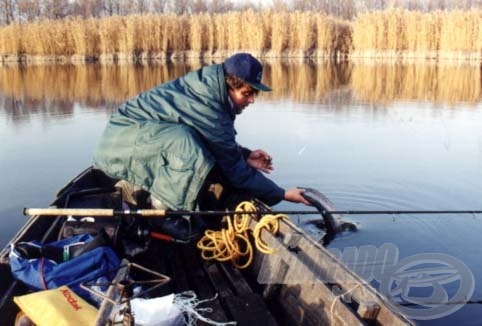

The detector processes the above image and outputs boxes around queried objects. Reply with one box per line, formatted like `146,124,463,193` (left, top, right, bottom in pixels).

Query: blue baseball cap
223,53,272,92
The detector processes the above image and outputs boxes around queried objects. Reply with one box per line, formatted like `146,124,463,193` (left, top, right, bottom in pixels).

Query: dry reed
0,9,480,61
0,10,350,61
352,9,481,60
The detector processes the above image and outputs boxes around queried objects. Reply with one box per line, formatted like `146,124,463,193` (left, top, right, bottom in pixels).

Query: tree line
1,0,481,25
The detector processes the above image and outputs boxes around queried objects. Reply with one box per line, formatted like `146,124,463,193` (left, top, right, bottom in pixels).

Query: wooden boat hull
0,167,413,325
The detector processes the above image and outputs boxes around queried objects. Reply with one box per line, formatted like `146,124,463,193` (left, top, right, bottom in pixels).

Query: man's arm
239,146,252,160
210,138,285,205
246,149,273,174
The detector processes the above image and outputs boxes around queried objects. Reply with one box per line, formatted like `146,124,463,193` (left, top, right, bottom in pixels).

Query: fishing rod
23,207,482,217
322,209,482,215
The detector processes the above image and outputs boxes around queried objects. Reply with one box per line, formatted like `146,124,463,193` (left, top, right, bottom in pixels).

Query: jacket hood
175,64,229,110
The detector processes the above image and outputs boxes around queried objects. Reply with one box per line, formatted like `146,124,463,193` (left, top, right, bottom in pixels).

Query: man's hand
246,149,274,174
284,188,311,205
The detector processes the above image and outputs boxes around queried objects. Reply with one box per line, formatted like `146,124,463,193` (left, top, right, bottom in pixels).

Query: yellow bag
14,286,98,326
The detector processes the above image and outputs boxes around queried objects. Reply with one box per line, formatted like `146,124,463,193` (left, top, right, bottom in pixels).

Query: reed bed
1,9,480,62
352,9,482,60
0,10,478,62
0,10,349,62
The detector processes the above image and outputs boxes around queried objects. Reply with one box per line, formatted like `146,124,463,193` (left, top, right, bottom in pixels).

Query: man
94,53,309,215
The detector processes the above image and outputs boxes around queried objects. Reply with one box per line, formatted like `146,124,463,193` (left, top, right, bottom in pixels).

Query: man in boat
94,53,309,234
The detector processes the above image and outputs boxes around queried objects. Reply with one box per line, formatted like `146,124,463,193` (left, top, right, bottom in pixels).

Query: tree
73,0,108,18
170,0,190,14
210,0,234,13
44,0,71,19
152,0,168,13
292,0,312,11
272,0,289,11
17,0,41,22
0,0,16,24
191,0,208,13
337,0,357,19
136,0,148,13
105,0,120,15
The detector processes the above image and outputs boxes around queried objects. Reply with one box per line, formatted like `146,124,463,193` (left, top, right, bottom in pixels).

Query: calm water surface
0,61,481,324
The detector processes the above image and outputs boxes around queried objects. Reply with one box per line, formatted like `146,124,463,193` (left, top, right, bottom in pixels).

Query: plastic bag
130,294,184,326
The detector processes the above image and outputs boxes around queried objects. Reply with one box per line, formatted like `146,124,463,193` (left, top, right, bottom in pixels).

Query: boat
0,167,413,325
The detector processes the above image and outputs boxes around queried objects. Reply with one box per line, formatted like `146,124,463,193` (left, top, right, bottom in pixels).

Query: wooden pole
23,208,167,217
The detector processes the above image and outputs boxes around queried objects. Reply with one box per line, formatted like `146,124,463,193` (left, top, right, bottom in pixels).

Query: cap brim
247,82,272,92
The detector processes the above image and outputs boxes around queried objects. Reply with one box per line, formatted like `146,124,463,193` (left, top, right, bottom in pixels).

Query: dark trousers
196,165,252,229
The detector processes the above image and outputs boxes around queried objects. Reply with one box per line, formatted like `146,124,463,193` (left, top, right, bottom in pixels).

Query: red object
150,232,173,242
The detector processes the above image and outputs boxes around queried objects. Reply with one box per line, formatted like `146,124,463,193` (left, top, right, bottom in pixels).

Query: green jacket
94,63,284,210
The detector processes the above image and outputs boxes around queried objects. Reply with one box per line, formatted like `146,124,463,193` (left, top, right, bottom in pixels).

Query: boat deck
0,168,413,325
96,242,280,325
95,218,412,326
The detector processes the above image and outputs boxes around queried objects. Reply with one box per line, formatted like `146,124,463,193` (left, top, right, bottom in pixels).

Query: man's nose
247,95,255,104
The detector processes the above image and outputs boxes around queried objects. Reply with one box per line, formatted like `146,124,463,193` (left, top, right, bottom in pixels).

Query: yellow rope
197,201,289,269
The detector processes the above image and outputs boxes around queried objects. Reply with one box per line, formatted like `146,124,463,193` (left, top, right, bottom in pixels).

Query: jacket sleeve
239,146,252,160
206,131,285,206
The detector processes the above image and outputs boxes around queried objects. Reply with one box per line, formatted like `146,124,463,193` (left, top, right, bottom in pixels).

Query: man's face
229,85,258,114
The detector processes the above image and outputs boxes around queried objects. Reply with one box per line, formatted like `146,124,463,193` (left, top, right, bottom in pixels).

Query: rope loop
197,201,289,269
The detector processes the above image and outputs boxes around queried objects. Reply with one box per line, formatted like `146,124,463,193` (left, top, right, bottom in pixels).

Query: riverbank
1,50,481,67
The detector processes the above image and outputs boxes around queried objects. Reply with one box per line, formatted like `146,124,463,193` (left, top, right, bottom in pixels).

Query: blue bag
9,234,120,301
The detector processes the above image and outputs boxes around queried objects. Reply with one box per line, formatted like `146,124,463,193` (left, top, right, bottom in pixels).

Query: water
1,61,481,324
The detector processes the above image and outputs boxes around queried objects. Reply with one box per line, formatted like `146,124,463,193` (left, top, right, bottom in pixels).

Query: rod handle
24,208,115,216
23,208,168,217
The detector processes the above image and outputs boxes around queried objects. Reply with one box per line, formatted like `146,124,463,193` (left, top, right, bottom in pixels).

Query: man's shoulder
190,63,223,80
178,63,226,101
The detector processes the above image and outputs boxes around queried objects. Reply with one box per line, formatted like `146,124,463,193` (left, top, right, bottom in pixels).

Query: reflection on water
262,61,352,102
352,63,482,104
0,62,203,124
0,61,480,125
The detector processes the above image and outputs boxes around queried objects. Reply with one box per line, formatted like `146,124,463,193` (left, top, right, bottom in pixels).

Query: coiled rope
196,201,289,269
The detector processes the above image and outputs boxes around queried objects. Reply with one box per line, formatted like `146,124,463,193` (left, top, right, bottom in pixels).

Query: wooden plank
95,259,130,325
219,263,253,296
205,263,234,297
224,294,278,326
358,302,381,320
179,245,216,297
170,245,190,293
178,245,231,324
205,261,278,325
275,219,413,325
247,220,364,326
